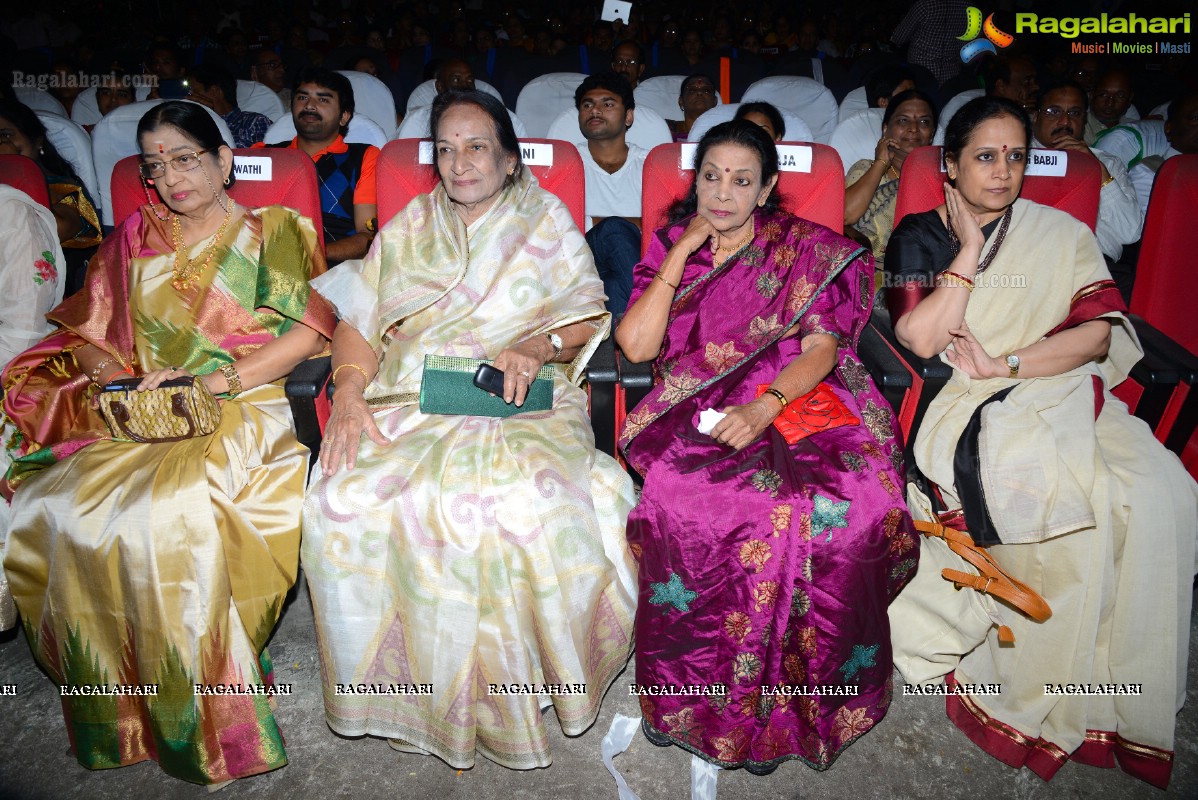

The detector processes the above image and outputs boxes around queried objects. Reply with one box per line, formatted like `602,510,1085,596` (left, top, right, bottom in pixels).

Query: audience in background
574,71,646,314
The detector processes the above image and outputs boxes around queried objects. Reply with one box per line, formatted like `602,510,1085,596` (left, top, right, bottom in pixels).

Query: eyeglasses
139,149,210,179
1039,107,1085,119
612,58,640,67
258,59,284,69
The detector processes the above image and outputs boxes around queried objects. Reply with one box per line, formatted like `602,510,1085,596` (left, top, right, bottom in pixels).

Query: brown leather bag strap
914,519,1053,624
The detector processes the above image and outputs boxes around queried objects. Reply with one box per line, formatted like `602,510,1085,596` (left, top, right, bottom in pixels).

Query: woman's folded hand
710,398,779,451
320,392,390,476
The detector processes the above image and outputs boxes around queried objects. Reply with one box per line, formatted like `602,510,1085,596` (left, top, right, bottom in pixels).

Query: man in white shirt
1031,80,1142,274
574,72,647,313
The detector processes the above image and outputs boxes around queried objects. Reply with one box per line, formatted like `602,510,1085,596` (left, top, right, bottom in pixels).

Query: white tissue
696,408,727,435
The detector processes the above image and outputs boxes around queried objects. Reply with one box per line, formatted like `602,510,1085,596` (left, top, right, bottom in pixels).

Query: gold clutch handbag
97,377,221,443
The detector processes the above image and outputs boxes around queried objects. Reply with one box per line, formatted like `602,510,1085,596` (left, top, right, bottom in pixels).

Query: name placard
232,156,273,181
680,143,812,172
1024,148,1068,176
418,140,554,166
776,145,813,173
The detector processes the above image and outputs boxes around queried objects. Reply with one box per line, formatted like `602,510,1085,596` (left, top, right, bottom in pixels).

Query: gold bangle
218,364,243,397
332,363,370,386
936,272,974,292
764,387,787,409
655,272,679,290
90,357,115,384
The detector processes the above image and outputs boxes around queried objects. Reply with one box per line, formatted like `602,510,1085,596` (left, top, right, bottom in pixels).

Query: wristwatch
546,332,563,361
1005,353,1021,378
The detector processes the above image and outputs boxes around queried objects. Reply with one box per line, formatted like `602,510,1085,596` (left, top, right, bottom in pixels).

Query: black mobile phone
473,363,506,395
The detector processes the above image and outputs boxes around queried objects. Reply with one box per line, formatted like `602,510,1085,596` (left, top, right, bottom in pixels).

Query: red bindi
724,167,730,173
1001,144,1008,153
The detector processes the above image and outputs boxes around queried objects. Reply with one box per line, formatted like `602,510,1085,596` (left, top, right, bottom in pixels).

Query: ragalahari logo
958,7,1015,62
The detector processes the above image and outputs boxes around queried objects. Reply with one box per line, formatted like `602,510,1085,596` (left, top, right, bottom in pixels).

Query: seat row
3,141,1193,479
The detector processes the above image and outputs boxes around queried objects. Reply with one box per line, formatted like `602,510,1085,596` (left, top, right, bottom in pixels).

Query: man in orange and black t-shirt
257,67,378,265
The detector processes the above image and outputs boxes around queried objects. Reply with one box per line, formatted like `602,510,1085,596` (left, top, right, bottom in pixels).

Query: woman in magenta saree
616,121,916,774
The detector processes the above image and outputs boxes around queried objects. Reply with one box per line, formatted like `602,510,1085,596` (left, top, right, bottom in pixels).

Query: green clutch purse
418,355,554,417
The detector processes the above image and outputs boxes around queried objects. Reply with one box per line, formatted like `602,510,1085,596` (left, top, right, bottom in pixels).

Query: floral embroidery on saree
811,495,850,540
838,643,879,682
649,572,698,613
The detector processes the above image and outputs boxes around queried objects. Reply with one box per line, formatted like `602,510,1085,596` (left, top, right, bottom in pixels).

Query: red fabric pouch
755,382,860,444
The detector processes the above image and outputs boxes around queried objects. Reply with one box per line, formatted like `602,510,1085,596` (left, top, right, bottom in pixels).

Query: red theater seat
289,138,617,458
109,148,325,250
376,138,585,231
619,142,850,462
1128,155,1198,478
639,141,845,255
0,155,51,208
1130,156,1198,354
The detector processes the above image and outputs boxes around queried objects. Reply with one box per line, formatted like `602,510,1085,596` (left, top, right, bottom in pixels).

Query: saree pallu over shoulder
618,211,880,470
2,206,335,488
2,205,334,785
624,210,916,772
312,171,610,396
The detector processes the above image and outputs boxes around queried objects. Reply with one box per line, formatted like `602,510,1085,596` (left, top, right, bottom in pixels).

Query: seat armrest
585,336,618,457
285,355,330,456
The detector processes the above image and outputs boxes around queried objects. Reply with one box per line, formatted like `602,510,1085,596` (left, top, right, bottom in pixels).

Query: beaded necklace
947,204,1013,274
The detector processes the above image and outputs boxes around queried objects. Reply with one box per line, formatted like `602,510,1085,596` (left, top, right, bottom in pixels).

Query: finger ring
519,371,530,377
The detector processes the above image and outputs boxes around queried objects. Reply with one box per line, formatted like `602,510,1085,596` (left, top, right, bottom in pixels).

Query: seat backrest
70,83,153,127
1130,155,1198,352
375,138,586,232
545,106,672,152
640,141,845,254
0,154,51,208
92,99,236,226
838,86,869,125
336,70,398,138
933,89,984,145
634,76,687,122
13,86,67,117
742,76,838,143
894,145,1101,233
686,103,814,144
108,148,325,250
262,113,390,150
829,108,885,176
236,80,286,122
397,104,528,140
36,111,101,211
405,78,505,114
514,73,586,138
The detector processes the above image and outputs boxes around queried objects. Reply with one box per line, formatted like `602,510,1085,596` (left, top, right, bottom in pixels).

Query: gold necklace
172,201,234,291
711,219,755,259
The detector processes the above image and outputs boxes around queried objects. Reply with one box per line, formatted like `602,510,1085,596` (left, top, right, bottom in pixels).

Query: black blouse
883,209,1005,323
